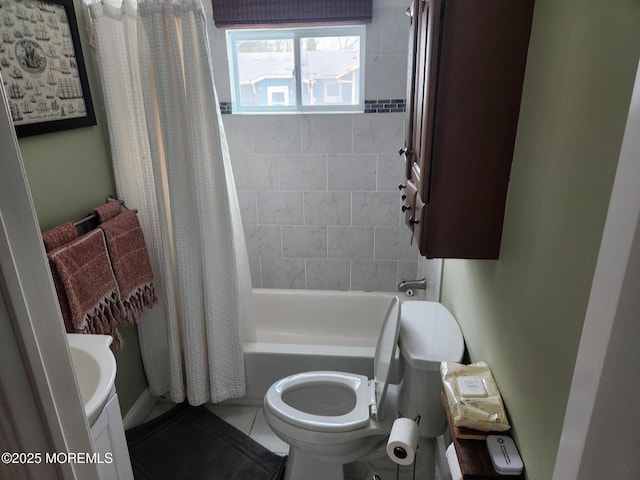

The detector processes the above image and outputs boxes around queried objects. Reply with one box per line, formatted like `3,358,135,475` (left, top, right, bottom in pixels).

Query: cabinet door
415,0,443,202
91,391,134,480
402,0,419,169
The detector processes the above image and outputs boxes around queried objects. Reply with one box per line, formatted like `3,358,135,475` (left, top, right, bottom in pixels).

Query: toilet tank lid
399,301,464,370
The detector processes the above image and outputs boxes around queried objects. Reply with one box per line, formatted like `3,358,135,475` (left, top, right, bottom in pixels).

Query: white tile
327,154,377,191
306,258,351,290
352,113,405,154
375,227,418,260
377,7,410,55
250,408,290,456
244,225,282,257
231,153,278,190
282,226,327,258
251,115,301,153
364,54,408,101
351,260,398,292
205,404,258,436
237,190,257,224
256,191,304,225
365,12,381,56
248,257,262,287
300,114,352,153
212,58,232,102
304,191,351,226
279,153,327,190
222,115,253,155
328,226,374,259
352,192,399,226
261,258,305,289
378,153,405,191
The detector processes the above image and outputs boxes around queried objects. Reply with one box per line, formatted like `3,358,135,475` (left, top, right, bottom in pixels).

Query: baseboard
122,388,157,430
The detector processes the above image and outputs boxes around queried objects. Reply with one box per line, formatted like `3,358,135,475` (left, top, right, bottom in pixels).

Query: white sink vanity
67,334,134,480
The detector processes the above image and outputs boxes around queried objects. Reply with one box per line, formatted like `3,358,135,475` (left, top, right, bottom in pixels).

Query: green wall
440,1,640,479
17,0,147,416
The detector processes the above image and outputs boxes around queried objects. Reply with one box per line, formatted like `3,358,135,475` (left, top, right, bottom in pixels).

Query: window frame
226,25,366,114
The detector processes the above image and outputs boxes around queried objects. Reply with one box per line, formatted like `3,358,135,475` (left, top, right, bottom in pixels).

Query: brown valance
211,0,373,28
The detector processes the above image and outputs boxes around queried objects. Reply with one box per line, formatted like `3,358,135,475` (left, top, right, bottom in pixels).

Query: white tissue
446,443,463,480
386,418,420,465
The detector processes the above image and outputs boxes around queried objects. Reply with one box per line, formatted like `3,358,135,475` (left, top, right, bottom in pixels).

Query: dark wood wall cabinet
400,0,534,259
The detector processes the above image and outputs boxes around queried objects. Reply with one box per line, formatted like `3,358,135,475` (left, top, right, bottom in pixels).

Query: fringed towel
48,229,124,349
42,222,79,334
91,201,123,223
42,222,78,251
100,210,157,324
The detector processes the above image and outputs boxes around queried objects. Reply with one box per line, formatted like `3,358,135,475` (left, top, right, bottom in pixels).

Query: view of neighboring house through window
226,26,365,113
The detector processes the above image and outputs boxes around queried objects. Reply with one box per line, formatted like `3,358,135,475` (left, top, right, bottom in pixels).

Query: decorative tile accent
364,99,406,113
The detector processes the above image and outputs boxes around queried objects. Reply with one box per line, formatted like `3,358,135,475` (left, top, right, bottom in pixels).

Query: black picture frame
0,0,96,137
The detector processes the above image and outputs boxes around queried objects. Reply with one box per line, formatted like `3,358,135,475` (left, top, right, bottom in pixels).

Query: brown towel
91,202,123,223
42,222,78,251
100,210,157,324
48,229,124,349
43,222,79,333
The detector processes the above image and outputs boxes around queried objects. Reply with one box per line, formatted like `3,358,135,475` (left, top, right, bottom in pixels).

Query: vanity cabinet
400,0,534,258
90,387,134,480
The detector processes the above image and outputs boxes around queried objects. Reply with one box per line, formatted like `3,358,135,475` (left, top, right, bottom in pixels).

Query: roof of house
237,50,359,84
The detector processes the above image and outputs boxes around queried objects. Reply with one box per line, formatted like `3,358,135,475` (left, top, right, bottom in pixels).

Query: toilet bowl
264,298,464,480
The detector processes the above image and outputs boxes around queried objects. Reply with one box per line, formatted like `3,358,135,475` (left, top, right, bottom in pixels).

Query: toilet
263,297,465,480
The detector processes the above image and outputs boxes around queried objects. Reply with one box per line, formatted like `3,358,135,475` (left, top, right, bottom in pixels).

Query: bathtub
238,288,399,405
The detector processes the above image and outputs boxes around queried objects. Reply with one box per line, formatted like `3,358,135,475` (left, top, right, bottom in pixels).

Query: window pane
300,36,361,106
234,38,296,108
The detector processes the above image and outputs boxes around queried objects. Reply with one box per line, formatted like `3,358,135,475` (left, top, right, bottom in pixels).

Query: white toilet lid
372,295,401,415
265,371,371,432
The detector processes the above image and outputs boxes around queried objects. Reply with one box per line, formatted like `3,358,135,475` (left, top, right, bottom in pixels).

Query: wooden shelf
442,392,524,479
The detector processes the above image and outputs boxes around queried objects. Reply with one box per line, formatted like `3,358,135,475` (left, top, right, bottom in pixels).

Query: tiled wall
209,0,420,291
222,113,418,291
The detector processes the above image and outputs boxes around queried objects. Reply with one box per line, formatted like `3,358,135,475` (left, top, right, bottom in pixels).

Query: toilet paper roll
446,443,463,480
386,417,420,465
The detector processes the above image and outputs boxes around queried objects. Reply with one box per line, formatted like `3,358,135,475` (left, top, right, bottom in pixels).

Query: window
226,26,365,113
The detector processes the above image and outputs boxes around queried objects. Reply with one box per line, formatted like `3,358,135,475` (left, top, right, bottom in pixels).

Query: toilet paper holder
385,413,421,480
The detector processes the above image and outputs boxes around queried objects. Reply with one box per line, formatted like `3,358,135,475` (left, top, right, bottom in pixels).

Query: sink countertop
66,334,116,426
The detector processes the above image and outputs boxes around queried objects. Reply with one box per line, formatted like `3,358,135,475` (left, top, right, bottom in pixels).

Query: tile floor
145,402,290,457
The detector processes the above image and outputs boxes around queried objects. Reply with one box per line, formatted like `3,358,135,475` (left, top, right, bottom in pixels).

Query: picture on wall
0,0,96,137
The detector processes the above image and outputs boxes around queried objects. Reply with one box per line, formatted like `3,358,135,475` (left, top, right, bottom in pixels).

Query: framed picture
0,0,96,137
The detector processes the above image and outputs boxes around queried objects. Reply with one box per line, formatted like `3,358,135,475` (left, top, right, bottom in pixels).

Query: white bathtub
238,288,399,405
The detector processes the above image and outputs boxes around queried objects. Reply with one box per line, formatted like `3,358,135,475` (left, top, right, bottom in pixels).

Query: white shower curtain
84,0,255,404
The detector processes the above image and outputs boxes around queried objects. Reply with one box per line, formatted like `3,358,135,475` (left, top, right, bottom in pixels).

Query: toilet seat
264,296,401,434
266,371,371,432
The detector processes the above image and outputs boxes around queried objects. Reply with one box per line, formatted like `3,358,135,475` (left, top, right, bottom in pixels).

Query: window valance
212,0,373,28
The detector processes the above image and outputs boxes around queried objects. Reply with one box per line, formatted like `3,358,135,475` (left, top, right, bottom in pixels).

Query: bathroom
2,0,640,478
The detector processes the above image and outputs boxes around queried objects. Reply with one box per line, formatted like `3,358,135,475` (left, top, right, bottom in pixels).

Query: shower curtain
84,0,255,404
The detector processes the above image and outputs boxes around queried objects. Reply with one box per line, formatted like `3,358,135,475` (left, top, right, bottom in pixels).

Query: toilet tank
398,301,464,438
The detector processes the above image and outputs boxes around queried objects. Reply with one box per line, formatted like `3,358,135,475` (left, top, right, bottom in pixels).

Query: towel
48,229,124,349
100,210,157,324
43,222,79,333
42,222,78,251
90,201,123,223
